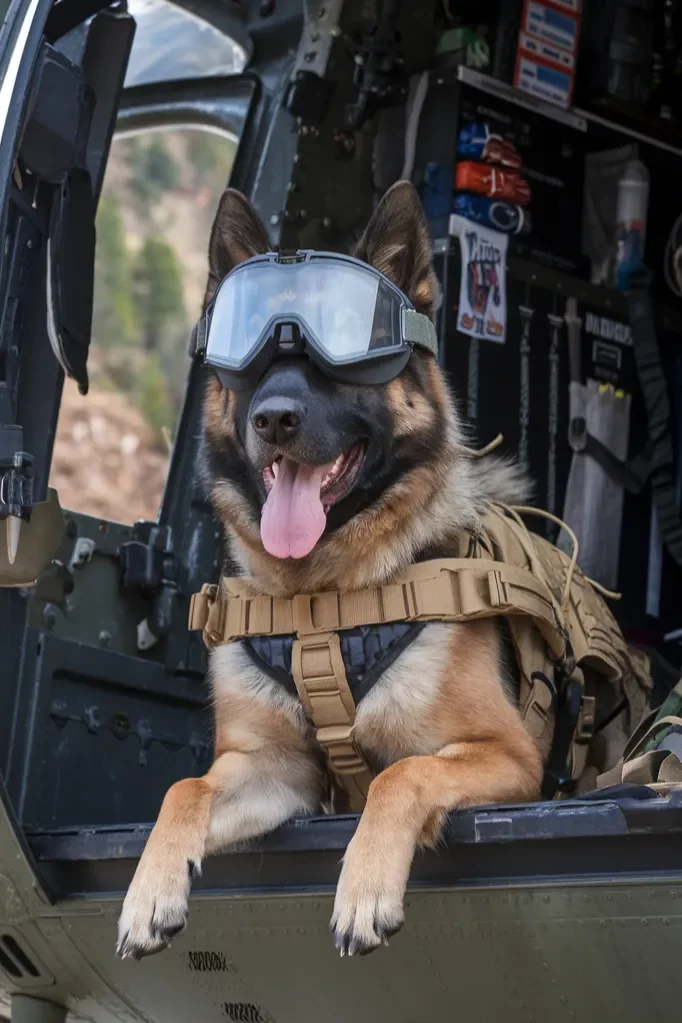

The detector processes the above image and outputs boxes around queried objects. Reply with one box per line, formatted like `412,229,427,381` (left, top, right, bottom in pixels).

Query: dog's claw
331,918,394,958
117,857,193,962
330,885,404,957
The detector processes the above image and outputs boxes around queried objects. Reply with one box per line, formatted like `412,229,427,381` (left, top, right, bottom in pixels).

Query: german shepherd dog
117,181,541,960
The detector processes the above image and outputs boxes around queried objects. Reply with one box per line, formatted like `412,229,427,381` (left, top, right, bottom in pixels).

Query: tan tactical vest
189,503,653,810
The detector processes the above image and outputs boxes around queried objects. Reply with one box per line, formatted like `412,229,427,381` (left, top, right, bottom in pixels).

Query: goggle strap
404,309,439,358
190,318,207,359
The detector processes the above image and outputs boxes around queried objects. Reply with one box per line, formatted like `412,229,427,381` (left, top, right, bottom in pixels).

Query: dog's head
201,181,469,593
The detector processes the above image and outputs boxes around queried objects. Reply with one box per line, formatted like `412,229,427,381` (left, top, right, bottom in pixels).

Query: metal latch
120,523,178,651
1,446,34,566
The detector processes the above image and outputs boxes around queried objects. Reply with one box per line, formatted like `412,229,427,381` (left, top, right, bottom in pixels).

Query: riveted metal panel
35,883,682,1023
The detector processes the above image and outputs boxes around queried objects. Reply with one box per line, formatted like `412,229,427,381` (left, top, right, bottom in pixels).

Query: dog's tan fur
118,182,541,959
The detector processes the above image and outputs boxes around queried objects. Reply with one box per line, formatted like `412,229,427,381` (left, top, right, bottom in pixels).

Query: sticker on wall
451,214,508,343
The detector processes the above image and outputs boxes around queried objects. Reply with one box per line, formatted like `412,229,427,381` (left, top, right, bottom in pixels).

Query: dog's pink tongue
261,457,328,559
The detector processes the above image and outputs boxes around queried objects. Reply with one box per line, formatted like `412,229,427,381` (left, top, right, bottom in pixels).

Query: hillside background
50,127,236,523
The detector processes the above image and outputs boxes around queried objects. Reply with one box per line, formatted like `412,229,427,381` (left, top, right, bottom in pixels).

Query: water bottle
614,157,649,290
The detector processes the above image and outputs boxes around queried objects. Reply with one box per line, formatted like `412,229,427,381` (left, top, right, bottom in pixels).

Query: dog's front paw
117,853,198,960
330,842,405,956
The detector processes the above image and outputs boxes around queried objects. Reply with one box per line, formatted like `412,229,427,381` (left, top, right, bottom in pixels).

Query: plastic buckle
400,581,419,618
206,592,228,646
188,592,207,632
487,569,510,608
292,593,340,634
316,725,367,775
576,694,596,744
189,585,219,633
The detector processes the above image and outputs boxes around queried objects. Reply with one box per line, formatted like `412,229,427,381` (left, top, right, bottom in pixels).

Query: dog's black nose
251,398,306,445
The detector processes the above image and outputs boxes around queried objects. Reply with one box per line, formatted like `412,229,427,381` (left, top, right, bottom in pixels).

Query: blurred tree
126,136,179,215
146,136,180,189
133,236,186,352
92,196,138,347
136,351,175,448
188,130,222,180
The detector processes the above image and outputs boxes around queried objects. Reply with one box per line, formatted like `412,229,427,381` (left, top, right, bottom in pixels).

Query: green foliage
136,351,175,448
188,131,223,181
133,236,187,352
91,127,237,442
92,196,138,347
126,135,179,216
91,194,187,443
146,136,180,190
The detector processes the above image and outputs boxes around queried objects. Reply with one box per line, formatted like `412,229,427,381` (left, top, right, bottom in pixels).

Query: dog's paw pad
330,892,404,957
116,865,192,961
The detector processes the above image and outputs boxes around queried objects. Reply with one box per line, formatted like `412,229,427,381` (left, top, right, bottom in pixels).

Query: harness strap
188,555,567,808
597,678,682,791
188,557,563,654
292,632,372,811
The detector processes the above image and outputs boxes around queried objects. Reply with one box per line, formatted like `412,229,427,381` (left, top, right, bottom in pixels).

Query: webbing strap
598,716,682,790
188,556,564,810
404,308,439,357
291,632,372,811
511,618,556,742
188,557,563,655
597,674,682,790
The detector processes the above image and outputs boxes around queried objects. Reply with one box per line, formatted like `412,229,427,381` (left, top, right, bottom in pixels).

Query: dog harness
244,622,425,710
189,503,652,810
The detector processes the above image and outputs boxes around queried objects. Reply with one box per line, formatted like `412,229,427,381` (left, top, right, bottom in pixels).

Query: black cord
593,698,628,737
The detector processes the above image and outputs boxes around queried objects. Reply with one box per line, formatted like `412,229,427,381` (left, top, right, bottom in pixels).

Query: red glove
455,161,532,207
483,136,522,170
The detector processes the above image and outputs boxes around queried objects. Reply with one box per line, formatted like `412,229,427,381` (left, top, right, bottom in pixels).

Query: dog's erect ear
354,180,436,318
204,189,270,308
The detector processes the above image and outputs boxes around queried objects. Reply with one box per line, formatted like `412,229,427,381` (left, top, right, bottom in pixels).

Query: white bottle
614,158,650,290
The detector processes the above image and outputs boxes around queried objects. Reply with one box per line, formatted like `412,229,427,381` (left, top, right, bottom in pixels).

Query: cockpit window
124,0,249,89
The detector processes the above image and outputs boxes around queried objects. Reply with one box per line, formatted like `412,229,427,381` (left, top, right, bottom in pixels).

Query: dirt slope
50,378,169,525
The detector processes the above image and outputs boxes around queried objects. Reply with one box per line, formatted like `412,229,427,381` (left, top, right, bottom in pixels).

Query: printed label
523,0,579,53
452,215,508,343
592,340,623,372
516,54,573,108
457,66,587,131
518,31,576,69
223,1005,271,1023
584,311,632,347
548,0,581,11
188,950,232,972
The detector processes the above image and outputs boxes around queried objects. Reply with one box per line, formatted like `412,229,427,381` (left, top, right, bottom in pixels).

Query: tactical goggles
191,251,438,390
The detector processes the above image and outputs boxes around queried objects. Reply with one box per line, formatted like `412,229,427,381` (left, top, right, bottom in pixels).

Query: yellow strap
189,557,564,657
291,632,372,812
623,750,682,786
598,747,682,790
191,586,374,809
